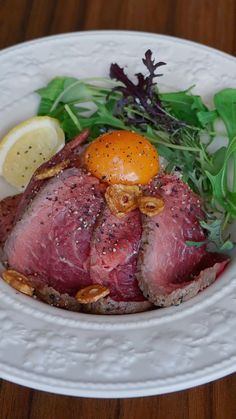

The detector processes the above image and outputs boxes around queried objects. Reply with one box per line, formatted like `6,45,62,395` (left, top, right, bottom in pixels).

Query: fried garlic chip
105,184,142,218
138,195,164,216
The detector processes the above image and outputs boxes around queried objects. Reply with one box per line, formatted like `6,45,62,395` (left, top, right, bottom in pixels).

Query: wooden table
0,0,236,418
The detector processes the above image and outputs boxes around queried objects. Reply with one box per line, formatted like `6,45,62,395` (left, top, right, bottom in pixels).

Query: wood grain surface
0,0,236,418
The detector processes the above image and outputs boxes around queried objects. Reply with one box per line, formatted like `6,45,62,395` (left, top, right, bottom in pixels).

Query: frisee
36,50,236,251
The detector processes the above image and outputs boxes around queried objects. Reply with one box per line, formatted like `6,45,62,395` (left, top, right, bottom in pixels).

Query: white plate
0,31,236,398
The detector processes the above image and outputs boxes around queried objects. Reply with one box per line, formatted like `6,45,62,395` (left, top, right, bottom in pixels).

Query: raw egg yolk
84,130,160,185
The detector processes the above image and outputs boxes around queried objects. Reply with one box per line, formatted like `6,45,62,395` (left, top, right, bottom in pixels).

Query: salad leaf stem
64,104,82,131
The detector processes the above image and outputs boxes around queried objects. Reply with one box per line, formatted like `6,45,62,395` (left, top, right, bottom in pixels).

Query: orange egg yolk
84,130,160,185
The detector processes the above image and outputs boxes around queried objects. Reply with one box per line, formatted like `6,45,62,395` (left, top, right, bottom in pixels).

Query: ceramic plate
0,31,236,398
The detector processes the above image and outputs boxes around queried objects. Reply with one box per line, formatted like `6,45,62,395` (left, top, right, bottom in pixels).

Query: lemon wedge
0,116,65,189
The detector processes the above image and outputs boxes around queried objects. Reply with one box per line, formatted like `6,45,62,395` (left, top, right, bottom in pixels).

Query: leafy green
160,91,207,127
160,90,219,130
200,218,234,251
206,137,236,216
197,110,218,127
214,88,236,140
214,88,236,195
37,78,67,101
38,98,54,116
185,240,206,248
36,53,236,251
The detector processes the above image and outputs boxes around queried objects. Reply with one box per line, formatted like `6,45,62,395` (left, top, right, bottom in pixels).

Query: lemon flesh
0,117,65,189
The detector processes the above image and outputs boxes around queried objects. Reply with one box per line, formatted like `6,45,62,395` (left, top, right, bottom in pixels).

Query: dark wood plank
0,380,33,419
0,0,236,418
1,374,236,419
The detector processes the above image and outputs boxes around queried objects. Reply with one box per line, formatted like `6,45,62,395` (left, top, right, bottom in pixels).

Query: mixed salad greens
36,50,236,251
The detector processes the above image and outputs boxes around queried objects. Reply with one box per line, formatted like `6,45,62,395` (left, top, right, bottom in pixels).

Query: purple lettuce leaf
109,49,182,132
